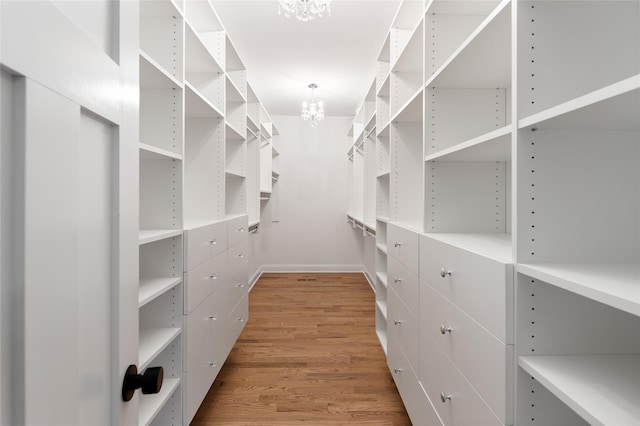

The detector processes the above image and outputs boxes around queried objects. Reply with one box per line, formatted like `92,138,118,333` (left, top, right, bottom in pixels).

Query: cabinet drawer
421,280,512,424
388,255,419,318
184,251,226,314
184,221,227,271
420,334,504,426
419,235,513,343
388,223,419,275
227,238,248,276
225,293,248,349
225,261,248,311
388,338,443,426
388,288,419,373
227,215,248,248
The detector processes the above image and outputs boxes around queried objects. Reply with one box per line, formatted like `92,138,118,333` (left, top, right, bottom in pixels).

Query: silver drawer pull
440,268,452,278
393,368,403,374
238,317,245,322
393,277,402,284
237,253,245,258
394,241,402,248
440,325,452,335
209,239,217,245
208,274,217,280
440,392,452,403
208,314,217,321
394,319,403,326
236,283,245,288
237,227,244,232
209,361,217,367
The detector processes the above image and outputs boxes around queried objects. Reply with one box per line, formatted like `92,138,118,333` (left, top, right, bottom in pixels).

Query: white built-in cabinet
347,0,639,425
138,1,279,423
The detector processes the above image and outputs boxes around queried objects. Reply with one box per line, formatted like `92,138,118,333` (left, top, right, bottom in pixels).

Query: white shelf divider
139,142,183,161
138,377,181,426
139,229,183,245
519,355,640,426
139,277,183,308
139,327,182,370
424,126,511,162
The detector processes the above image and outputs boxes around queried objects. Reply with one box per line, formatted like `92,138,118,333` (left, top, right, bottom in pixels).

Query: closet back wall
258,116,365,273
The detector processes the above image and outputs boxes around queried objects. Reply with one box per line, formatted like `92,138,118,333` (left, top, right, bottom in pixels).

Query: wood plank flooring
191,273,411,425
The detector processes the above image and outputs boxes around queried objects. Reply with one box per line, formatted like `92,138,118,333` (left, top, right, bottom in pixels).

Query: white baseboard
260,264,364,273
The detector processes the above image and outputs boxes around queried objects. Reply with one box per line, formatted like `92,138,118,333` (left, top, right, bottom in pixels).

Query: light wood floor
191,273,411,425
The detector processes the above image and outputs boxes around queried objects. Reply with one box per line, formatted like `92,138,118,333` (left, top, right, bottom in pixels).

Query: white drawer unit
227,237,249,276
225,293,249,350
184,250,226,314
184,221,227,271
421,334,504,426
420,235,513,343
224,261,249,311
388,335,443,426
227,215,248,248
388,287,420,373
421,279,513,424
388,223,420,276
388,254,420,318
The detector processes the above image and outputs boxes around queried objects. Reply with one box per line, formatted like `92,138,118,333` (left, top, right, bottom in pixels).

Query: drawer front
388,288,419,373
388,223,419,275
419,235,513,343
227,215,248,248
388,338,443,426
421,280,511,424
420,335,503,426
388,255,419,318
184,250,226,314
227,238,248,276
225,261,249,311
225,293,248,349
184,221,227,271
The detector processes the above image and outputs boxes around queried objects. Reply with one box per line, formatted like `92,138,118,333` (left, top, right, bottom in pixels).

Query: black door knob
122,364,163,402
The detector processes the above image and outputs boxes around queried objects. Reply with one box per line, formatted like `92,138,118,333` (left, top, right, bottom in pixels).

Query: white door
0,1,139,425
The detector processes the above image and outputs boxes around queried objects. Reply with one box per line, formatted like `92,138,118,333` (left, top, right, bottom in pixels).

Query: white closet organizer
515,1,639,425
139,0,185,424
349,0,638,424
139,0,280,424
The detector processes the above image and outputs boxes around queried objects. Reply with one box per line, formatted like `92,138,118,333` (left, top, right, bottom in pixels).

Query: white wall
254,115,365,272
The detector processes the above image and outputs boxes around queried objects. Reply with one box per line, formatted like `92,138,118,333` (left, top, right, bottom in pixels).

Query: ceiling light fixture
301,83,324,127
278,0,331,22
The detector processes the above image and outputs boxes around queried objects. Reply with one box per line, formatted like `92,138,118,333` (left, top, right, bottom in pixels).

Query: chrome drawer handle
209,239,217,245
393,277,402,284
236,283,245,288
209,361,217,367
440,325,452,335
440,392,452,403
208,314,217,321
238,317,245,322
393,368,403,374
394,319,403,326
237,253,245,258
440,268,452,278
208,274,217,280
237,227,244,232
394,242,402,248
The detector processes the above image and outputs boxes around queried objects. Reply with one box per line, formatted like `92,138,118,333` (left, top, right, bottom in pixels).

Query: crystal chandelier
279,0,331,22
301,83,324,126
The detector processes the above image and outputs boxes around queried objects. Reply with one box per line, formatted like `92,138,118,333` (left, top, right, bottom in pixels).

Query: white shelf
376,271,388,289
138,377,181,426
376,299,388,320
185,22,223,74
377,243,388,255
425,126,511,162
140,50,182,89
376,329,388,355
139,277,182,308
139,327,181,370
139,229,183,245
376,72,390,98
225,122,245,141
423,233,513,263
225,169,246,179
185,82,223,118
377,170,391,178
519,355,640,426
226,75,246,103
428,0,511,89
139,143,183,161
391,88,423,123
518,76,640,130
517,263,640,317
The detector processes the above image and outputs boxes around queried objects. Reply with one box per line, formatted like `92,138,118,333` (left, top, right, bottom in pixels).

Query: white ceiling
210,0,401,117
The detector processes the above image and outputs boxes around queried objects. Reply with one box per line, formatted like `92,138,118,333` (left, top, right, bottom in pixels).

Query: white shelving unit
138,0,185,422
348,0,639,424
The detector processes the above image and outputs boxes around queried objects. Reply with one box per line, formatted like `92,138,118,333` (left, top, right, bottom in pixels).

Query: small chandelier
301,83,324,126
279,0,331,22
